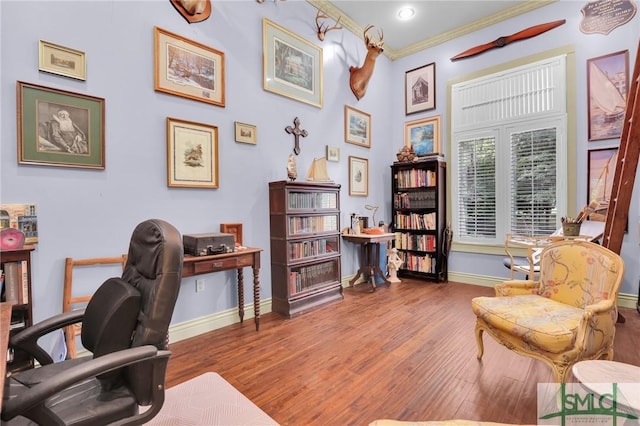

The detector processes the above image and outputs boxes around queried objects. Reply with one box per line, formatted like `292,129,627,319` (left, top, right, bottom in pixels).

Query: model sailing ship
306,157,332,182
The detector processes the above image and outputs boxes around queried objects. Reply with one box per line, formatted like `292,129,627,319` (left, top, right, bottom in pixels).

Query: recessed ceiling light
397,6,415,21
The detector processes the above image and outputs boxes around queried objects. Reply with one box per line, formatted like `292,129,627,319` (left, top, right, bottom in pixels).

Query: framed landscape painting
155,27,225,107
404,115,441,157
344,105,371,148
405,62,435,115
17,81,105,169
166,117,218,188
263,18,323,108
587,147,618,205
587,50,628,141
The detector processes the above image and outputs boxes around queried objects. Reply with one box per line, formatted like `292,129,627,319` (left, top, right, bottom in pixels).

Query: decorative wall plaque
580,0,637,35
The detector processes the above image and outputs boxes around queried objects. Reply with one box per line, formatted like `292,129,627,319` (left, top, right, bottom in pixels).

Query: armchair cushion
471,294,583,354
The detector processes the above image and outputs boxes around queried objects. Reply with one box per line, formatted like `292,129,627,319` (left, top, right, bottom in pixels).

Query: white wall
1,0,638,342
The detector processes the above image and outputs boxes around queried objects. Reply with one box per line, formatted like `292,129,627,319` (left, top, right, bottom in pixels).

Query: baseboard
448,271,639,309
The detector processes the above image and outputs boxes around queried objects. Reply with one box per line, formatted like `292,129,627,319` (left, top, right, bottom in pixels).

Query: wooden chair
63,255,126,358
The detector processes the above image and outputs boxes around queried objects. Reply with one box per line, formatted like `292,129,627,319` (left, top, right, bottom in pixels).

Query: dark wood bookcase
391,157,447,282
268,181,343,317
1,246,35,372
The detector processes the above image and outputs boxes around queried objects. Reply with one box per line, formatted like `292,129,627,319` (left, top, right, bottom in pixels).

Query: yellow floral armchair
471,240,624,382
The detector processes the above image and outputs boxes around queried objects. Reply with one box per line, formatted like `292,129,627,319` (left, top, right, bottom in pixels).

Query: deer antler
363,25,384,47
315,10,342,41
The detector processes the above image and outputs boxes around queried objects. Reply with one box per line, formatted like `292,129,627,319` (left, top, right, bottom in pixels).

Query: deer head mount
349,25,384,101
315,10,342,41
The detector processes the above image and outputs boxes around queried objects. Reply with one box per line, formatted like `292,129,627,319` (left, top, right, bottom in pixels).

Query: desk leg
252,265,260,331
373,243,391,287
237,268,245,324
348,243,366,287
366,243,376,292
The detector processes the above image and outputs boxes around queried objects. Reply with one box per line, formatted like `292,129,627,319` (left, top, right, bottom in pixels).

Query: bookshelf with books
0,246,35,372
391,157,447,282
269,181,342,317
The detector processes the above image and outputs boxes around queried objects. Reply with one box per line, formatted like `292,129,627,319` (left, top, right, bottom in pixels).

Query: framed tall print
166,117,218,188
348,156,368,196
587,50,628,141
404,115,441,157
17,81,105,169
38,40,86,81
155,27,225,107
405,62,435,115
263,18,323,108
344,105,371,148
587,147,618,204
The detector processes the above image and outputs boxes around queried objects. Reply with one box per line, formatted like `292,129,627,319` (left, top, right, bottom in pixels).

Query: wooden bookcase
391,157,447,282
1,245,35,372
269,181,343,317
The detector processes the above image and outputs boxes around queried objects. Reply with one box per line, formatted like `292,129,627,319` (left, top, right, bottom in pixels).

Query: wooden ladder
601,40,640,319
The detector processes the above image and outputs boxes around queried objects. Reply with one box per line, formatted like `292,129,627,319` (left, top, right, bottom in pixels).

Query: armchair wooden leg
552,362,571,383
474,322,485,360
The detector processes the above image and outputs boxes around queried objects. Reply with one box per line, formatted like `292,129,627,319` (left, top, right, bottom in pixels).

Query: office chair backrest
123,219,184,403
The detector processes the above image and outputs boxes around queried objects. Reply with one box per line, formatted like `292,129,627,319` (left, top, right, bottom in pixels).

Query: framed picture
17,81,105,169
263,18,323,108
234,121,257,145
348,156,368,197
38,40,86,81
326,145,340,162
166,117,218,188
588,147,618,205
154,27,225,107
404,115,441,157
587,50,629,141
220,223,243,246
405,62,435,115
344,105,371,148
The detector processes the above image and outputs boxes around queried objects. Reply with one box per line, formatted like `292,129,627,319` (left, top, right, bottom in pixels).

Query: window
451,56,568,246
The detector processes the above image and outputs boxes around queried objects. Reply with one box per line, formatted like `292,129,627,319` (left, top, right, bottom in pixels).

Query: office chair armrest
494,280,539,296
1,345,165,422
10,309,86,366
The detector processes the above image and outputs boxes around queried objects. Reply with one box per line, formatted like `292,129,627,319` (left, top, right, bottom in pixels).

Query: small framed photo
154,27,225,107
344,105,371,148
220,223,243,246
39,40,86,81
166,117,218,188
587,147,618,204
17,81,105,169
348,156,368,197
234,121,257,145
326,145,340,162
404,115,441,157
405,62,435,115
587,50,628,141
263,18,323,108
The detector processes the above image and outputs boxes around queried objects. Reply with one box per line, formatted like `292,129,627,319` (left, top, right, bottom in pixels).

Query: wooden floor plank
165,280,640,425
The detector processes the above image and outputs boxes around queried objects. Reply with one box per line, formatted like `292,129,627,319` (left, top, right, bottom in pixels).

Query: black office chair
1,219,183,425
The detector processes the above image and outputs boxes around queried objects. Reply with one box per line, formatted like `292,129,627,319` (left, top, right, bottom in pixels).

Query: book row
289,238,338,260
287,191,337,210
395,232,437,252
394,212,436,230
393,191,436,209
1,260,29,305
289,261,337,295
394,169,437,189
398,252,437,274
288,215,338,235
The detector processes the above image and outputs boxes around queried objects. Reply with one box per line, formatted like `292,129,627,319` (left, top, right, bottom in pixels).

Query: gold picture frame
17,81,105,169
263,18,323,108
344,105,371,148
404,115,441,157
166,117,218,188
38,40,86,81
220,223,243,246
348,156,368,197
234,121,257,144
154,27,225,107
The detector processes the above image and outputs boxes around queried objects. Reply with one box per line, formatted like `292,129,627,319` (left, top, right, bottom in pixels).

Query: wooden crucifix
285,117,308,155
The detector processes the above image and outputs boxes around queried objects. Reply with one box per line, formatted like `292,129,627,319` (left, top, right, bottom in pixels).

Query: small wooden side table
342,233,395,292
572,360,640,415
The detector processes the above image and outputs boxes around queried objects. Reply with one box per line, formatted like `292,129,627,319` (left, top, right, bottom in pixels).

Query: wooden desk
342,233,396,292
1,302,12,405
183,247,263,331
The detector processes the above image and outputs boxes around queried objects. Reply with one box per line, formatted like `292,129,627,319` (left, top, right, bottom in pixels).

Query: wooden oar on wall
450,19,566,61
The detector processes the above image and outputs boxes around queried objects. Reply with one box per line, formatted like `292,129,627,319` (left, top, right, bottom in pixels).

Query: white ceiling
310,0,555,60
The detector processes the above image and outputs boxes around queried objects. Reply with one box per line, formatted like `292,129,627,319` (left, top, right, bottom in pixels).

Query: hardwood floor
165,280,640,425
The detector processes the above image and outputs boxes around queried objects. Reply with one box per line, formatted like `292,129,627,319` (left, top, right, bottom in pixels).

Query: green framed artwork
263,18,323,108
17,81,105,169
